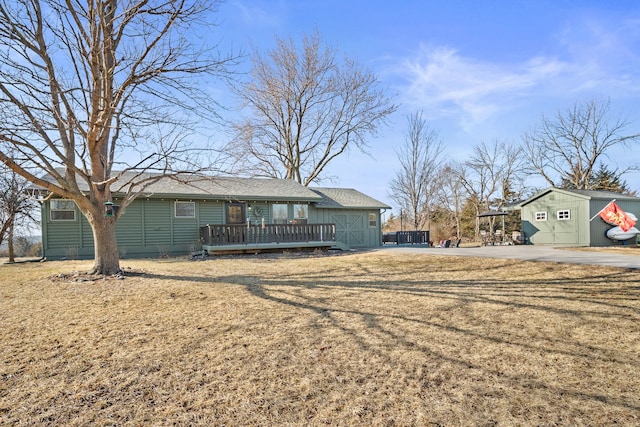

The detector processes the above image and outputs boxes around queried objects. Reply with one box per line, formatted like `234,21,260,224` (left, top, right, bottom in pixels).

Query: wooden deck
199,223,339,253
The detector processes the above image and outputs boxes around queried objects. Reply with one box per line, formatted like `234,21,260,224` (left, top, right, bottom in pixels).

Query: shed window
557,210,571,220
293,204,308,224
175,201,195,218
272,204,288,224
369,212,377,227
50,199,76,221
535,211,547,221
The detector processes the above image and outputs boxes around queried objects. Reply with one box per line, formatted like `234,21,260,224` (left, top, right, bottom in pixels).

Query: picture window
293,204,308,224
272,204,288,224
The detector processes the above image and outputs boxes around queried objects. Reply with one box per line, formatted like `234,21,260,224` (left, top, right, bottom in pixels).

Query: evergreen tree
590,164,633,194
562,163,633,194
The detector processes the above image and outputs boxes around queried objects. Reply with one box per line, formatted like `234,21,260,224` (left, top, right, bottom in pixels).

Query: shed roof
518,187,640,207
311,187,391,209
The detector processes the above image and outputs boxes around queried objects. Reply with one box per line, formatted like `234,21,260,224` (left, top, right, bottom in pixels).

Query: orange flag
599,201,636,232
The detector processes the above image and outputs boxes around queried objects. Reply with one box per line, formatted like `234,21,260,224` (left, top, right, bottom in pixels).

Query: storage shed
518,188,640,246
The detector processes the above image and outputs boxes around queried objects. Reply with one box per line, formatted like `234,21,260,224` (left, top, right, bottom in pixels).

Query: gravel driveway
375,244,640,269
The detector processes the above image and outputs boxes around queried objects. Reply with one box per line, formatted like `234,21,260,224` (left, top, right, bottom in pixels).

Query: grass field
1,251,639,426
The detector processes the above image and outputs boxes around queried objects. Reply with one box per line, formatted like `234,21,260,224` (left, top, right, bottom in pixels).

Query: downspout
380,208,388,245
39,198,47,261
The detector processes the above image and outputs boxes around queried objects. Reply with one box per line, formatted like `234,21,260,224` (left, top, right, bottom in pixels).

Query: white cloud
395,45,567,125
228,0,284,29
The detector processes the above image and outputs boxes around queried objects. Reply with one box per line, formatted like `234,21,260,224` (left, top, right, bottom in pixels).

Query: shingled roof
518,187,640,207
36,171,390,207
35,171,323,202
140,175,322,202
311,187,391,209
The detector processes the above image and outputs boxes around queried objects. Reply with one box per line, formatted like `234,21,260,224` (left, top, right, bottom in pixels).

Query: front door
226,203,246,224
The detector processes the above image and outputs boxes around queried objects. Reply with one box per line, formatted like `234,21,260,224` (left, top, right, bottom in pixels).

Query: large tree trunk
88,214,120,275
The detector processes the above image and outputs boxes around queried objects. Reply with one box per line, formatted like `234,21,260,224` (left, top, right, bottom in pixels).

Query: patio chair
480,230,489,246
494,229,503,245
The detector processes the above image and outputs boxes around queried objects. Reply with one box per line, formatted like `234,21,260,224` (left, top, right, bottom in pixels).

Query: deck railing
396,230,430,244
200,223,336,247
383,230,430,244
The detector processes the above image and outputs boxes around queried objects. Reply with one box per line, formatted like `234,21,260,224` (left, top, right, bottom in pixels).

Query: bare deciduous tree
433,162,466,239
389,111,446,231
523,98,639,189
0,0,236,274
229,30,397,185
0,164,37,262
459,140,525,239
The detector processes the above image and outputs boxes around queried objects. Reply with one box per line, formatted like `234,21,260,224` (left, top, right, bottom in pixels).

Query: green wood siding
589,199,640,246
248,202,271,224
116,202,144,247
46,219,80,250
173,209,199,247
43,199,384,259
311,207,382,248
80,215,93,249
522,194,587,246
521,189,640,247
143,200,172,246
198,202,223,226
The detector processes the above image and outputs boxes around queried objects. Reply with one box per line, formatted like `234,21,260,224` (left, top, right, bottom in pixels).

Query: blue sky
212,0,640,208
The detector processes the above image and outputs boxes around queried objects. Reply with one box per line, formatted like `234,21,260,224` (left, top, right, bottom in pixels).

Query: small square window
557,210,571,220
368,212,377,227
535,212,547,221
175,201,195,218
51,199,76,221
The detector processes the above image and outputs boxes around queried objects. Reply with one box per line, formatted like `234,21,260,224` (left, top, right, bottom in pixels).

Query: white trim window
368,212,377,227
50,199,76,221
557,209,571,220
175,201,195,218
535,211,547,221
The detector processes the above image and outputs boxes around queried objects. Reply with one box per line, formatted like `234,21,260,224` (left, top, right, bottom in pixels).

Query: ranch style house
37,173,391,259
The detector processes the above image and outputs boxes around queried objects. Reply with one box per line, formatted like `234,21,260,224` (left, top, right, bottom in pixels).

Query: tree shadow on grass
136,254,640,417
205,265,640,416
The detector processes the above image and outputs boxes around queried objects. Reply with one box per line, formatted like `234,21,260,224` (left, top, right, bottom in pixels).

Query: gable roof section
311,187,391,209
36,170,391,208
518,187,640,207
143,175,322,202
36,171,323,202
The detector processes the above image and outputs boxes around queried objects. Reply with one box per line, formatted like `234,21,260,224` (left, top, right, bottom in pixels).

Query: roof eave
315,204,391,210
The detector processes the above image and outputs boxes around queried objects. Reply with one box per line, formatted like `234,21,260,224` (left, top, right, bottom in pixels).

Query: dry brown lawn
1,251,639,426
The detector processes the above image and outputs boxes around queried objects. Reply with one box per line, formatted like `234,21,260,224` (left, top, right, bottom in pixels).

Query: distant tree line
387,98,639,243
